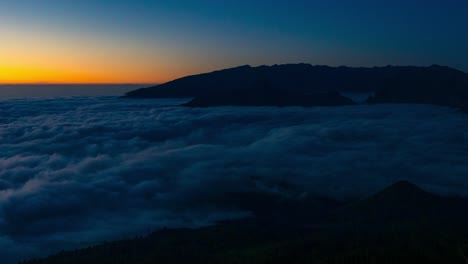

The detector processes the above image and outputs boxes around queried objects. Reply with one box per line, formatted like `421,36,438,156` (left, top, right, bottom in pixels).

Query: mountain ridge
124,63,468,110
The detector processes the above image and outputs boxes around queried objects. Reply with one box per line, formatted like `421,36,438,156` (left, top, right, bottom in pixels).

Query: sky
1,0,467,84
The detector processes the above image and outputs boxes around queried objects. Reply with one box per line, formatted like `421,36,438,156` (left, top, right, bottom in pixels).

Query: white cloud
0,97,467,262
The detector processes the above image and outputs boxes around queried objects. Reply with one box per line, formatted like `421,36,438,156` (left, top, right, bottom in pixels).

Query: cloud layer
1,97,468,262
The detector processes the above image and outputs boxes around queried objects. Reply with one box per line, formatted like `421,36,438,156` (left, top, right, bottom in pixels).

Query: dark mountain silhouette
23,181,468,264
217,191,343,227
366,65,468,111
339,181,468,227
125,64,468,110
182,90,355,107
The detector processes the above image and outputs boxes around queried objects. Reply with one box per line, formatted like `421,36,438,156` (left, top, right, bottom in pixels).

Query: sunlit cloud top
1,0,467,84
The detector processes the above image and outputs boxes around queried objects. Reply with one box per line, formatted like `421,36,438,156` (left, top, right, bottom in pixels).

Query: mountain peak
369,180,435,204
383,180,423,194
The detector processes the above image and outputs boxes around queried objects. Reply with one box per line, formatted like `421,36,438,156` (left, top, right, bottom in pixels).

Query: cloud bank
1,97,468,262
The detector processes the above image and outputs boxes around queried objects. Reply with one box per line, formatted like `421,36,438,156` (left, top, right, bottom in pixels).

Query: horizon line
0,83,159,86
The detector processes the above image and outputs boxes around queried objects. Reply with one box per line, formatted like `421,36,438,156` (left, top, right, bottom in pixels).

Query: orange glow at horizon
0,65,170,85
0,25,211,85
0,57,190,85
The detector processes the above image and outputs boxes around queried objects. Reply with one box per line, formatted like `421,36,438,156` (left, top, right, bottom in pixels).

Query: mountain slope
337,180,468,229
124,64,468,109
367,65,468,111
182,90,356,107
23,181,468,264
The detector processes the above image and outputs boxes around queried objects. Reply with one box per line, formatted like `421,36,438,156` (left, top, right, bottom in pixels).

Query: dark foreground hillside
23,181,468,264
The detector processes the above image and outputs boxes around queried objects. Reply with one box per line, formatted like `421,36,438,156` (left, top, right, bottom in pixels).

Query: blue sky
1,0,467,83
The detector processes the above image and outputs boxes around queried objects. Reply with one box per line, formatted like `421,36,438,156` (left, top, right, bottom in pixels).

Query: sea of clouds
1,97,468,262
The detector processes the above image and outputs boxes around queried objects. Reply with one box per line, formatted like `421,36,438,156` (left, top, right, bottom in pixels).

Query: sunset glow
0,24,203,84
1,1,467,84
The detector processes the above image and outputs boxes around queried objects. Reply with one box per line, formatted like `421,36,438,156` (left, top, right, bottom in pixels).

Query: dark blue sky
1,0,467,83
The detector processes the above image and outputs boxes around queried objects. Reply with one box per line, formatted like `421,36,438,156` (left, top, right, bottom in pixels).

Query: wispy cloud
0,97,467,262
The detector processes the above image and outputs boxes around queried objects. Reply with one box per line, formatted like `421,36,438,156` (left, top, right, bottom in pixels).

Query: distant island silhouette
125,64,468,111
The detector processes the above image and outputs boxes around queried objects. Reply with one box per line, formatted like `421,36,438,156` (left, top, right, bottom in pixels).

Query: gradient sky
1,0,467,84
